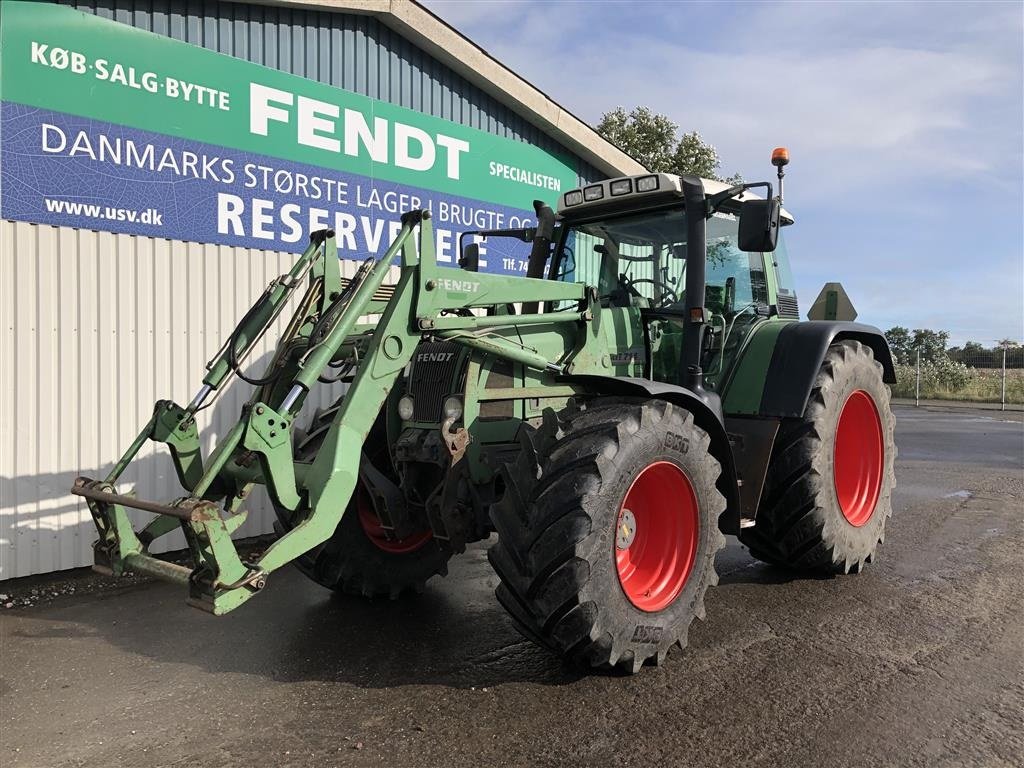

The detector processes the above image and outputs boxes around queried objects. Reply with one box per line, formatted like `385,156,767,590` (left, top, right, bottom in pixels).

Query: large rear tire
740,340,896,573
488,399,726,673
274,401,451,598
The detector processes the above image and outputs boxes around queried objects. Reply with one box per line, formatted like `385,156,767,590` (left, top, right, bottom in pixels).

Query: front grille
776,294,800,319
408,341,464,421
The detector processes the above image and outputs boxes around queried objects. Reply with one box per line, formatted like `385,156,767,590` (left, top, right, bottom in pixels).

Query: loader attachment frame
72,211,591,614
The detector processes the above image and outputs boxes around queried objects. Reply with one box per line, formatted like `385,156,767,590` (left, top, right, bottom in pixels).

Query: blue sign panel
1,103,536,274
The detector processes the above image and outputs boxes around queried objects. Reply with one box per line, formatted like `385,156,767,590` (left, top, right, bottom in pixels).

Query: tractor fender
759,321,896,418
560,375,741,534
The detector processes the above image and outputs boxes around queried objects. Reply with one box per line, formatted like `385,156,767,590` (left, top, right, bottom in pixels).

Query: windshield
555,208,686,309
553,208,768,313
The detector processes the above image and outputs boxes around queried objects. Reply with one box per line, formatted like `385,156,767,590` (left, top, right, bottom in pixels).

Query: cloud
426,0,1024,343
432,1,1019,186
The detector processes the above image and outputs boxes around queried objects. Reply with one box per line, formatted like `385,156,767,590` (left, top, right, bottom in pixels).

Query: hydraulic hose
279,218,417,414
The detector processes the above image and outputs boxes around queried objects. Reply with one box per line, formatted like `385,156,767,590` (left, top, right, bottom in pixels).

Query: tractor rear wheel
274,401,451,598
740,340,896,572
488,399,726,673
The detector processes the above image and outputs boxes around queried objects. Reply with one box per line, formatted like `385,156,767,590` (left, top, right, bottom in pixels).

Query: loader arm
72,210,591,615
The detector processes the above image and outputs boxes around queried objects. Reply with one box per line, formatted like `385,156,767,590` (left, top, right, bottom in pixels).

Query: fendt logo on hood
439,278,480,293
416,351,456,363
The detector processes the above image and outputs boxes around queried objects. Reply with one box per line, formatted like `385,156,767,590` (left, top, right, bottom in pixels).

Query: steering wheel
618,275,680,307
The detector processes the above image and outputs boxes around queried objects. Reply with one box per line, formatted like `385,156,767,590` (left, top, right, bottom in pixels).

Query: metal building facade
60,0,605,184
1,222,370,577
0,0,610,579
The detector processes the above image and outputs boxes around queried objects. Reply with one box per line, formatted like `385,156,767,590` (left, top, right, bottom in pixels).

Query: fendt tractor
73,149,897,673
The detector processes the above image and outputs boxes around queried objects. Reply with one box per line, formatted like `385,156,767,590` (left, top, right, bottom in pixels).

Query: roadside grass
891,366,1024,404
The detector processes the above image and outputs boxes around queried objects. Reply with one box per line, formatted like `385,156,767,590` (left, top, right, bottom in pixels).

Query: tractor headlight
398,395,415,421
583,184,604,201
442,396,463,422
636,174,659,192
609,179,632,196
563,190,583,206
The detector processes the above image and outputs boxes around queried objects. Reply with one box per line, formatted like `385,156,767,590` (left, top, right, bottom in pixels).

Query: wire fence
890,346,1024,409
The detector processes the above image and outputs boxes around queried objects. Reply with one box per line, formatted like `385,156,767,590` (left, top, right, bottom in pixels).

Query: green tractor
73,149,896,673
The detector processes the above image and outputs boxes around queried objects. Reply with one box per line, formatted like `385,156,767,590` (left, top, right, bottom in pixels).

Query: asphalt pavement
2,405,1022,767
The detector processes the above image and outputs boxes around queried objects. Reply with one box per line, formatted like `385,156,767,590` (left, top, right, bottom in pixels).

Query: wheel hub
616,508,637,549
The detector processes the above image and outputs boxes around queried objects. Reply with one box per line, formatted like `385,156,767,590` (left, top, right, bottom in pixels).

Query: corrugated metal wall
60,0,604,186
0,219,381,578
1,0,604,578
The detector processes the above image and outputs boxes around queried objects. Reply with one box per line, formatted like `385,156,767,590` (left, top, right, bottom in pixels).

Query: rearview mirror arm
706,181,774,217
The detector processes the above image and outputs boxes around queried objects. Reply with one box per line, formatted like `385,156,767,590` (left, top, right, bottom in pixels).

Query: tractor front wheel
740,339,896,573
274,402,451,598
488,399,726,673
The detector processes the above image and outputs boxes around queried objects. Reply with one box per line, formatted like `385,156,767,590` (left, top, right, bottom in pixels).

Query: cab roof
557,173,795,224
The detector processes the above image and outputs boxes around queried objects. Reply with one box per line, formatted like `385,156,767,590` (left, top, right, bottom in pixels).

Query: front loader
74,150,897,672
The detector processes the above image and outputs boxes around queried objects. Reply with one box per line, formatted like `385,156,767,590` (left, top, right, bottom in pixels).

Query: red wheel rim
356,485,432,554
614,461,700,612
833,390,884,527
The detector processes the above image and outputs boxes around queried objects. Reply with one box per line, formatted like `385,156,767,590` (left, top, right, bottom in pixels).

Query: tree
597,107,678,173
884,326,913,365
886,326,952,364
911,328,950,363
597,106,740,182
950,340,996,368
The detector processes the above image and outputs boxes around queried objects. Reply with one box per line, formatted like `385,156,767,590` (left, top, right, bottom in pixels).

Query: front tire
740,339,896,573
274,402,451,598
488,399,726,673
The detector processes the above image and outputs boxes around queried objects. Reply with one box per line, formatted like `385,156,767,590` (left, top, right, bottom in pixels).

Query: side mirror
738,198,780,253
459,242,480,272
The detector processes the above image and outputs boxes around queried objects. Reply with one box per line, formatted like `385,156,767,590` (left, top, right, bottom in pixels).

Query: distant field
891,366,1024,404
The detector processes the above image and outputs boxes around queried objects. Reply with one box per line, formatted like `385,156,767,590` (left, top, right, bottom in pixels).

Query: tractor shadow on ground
715,536,857,586
279,588,591,689
715,560,835,586
7,540,838,690
8,543,594,690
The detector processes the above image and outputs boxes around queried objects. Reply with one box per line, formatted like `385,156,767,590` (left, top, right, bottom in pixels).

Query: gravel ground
0,538,275,611
1,405,1021,767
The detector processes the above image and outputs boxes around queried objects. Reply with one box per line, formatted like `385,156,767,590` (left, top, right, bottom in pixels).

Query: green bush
891,361,1024,403
927,357,974,390
892,359,974,398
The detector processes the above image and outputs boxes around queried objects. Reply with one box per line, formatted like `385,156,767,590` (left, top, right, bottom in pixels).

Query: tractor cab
547,171,797,392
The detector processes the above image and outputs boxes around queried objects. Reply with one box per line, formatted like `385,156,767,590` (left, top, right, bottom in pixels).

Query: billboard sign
0,1,578,273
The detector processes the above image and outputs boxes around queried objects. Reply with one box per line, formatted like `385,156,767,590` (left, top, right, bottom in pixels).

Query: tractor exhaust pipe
521,200,556,315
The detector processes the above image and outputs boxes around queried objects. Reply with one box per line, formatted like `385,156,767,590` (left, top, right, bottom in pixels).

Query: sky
424,0,1024,346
